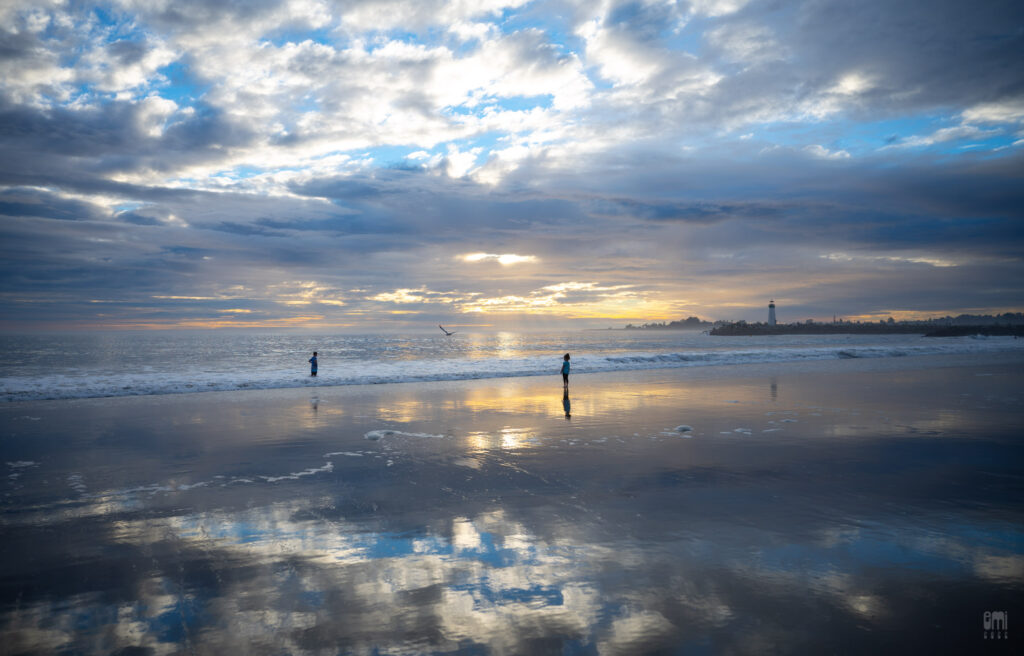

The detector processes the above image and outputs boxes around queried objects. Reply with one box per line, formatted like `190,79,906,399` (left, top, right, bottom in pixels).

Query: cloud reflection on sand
3,483,1023,655
111,504,610,654
2,362,1023,653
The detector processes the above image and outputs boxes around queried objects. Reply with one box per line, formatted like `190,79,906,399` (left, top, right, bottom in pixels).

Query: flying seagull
439,325,456,336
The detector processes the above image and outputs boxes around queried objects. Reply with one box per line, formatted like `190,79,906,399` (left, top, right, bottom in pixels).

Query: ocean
2,330,1022,402
3,331,1023,654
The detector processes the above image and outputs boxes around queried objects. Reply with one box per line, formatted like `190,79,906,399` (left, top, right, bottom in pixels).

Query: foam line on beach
364,429,447,441
262,462,334,483
4,459,348,525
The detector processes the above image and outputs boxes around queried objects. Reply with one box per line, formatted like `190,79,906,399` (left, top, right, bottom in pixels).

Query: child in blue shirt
309,352,318,377
561,353,570,388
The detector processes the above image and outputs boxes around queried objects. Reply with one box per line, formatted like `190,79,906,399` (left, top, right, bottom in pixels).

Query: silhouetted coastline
626,313,1024,335
711,321,925,336
923,325,1024,337
710,320,1024,337
622,317,713,330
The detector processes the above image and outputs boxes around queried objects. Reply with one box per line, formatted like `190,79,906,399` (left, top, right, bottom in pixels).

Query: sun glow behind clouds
460,253,538,265
370,288,465,304
358,280,674,319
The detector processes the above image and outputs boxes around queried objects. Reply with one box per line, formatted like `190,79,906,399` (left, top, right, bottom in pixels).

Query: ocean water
2,330,1022,401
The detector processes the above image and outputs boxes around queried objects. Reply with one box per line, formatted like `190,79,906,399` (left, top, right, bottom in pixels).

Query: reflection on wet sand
2,361,1023,653
3,474,1022,654
440,377,717,418
463,427,540,454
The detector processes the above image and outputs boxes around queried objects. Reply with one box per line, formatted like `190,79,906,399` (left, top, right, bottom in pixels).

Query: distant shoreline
595,327,709,332
615,313,1024,336
709,324,1024,337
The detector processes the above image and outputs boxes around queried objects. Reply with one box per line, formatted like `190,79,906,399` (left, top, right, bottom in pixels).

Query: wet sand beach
2,354,1022,654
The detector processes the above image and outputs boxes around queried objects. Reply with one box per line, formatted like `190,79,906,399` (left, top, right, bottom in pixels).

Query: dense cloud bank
1,0,1022,328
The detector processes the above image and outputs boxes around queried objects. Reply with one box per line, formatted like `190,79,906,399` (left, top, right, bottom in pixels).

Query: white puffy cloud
804,144,850,159
77,38,178,95
337,0,532,32
893,125,998,148
706,23,785,64
961,98,1024,124
689,0,751,17
135,94,179,137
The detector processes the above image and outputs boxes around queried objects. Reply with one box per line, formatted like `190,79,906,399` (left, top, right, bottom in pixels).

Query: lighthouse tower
768,299,777,326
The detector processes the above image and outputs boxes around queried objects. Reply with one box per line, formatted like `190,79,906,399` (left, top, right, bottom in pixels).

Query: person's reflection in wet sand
310,395,319,414
562,389,571,419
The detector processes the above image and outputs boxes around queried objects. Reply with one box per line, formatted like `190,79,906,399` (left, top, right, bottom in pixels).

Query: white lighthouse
768,299,777,326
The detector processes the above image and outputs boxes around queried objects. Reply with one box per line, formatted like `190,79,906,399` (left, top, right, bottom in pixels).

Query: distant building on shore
768,299,777,326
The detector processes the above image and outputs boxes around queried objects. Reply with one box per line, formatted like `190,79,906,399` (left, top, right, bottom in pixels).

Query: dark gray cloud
787,0,1024,109
118,210,163,226
590,197,785,223
571,0,1024,136
0,98,256,185
0,188,106,221
291,177,387,200
0,26,38,61
208,221,289,237
113,0,288,32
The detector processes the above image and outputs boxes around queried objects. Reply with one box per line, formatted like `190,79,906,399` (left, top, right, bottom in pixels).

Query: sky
1,0,1022,331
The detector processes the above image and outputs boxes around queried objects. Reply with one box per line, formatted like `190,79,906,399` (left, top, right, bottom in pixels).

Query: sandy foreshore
2,353,1023,654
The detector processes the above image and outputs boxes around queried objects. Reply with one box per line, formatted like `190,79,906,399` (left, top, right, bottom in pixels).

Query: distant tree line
922,325,1024,337
711,321,924,336
709,313,1024,337
922,312,1024,326
624,316,712,330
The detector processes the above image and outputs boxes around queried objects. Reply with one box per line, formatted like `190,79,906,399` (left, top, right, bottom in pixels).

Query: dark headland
710,318,1024,337
615,313,1024,337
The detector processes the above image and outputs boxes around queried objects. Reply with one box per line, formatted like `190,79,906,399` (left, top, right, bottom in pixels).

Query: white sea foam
67,473,87,494
364,429,446,441
263,462,334,483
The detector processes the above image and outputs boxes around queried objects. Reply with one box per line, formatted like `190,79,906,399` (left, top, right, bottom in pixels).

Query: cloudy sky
1,0,1022,330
